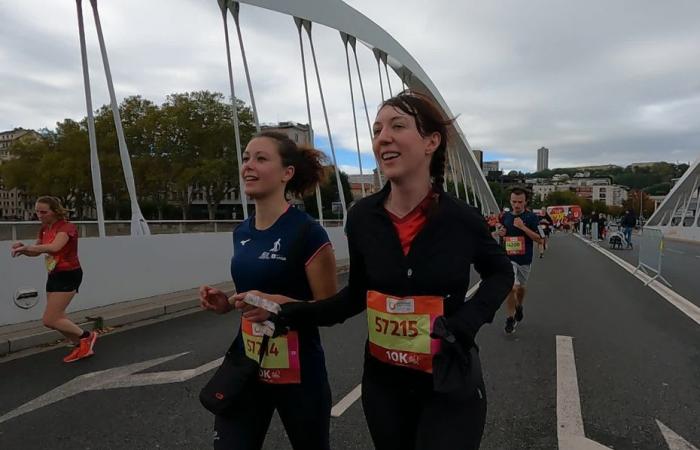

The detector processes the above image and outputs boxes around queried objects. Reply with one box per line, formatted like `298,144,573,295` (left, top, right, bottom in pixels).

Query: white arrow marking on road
556,335,613,450
0,352,223,425
331,384,362,418
656,419,699,450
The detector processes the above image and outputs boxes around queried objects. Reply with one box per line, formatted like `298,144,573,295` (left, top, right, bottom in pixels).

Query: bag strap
257,334,270,364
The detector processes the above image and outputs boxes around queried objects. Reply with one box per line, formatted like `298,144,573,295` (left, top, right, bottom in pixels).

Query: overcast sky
1,0,699,174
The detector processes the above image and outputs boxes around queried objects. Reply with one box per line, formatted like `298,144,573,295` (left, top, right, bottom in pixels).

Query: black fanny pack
199,335,269,416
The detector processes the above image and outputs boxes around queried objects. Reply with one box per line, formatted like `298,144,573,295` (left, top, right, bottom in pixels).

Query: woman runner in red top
10,196,97,363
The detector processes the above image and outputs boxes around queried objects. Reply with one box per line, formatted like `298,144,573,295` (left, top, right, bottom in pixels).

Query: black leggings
361,369,487,450
213,378,331,450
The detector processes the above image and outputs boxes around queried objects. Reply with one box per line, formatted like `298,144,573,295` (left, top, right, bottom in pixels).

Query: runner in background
498,188,543,334
10,196,96,363
537,214,551,258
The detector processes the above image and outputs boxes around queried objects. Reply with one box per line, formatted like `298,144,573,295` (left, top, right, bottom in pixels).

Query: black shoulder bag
199,333,270,416
199,220,312,416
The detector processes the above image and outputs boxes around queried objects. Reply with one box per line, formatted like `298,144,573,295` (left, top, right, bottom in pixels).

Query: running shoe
515,305,524,322
63,331,97,363
62,346,82,363
505,317,516,334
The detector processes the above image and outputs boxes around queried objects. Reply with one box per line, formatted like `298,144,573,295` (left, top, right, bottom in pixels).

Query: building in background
537,146,549,172
1,128,42,220
347,174,379,200
260,121,312,146
471,149,483,169
530,175,628,207
483,161,499,175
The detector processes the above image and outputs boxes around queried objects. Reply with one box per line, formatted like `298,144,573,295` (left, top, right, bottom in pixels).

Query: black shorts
46,268,83,293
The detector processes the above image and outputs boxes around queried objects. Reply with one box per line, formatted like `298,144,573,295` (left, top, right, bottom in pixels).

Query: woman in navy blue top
199,131,337,450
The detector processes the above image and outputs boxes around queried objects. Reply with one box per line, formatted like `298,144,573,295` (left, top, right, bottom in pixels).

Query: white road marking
465,281,481,300
556,335,613,450
574,234,700,327
331,384,362,418
0,352,225,425
656,419,699,450
666,249,685,255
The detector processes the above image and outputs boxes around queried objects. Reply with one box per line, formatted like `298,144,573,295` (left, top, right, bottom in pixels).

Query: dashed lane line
556,335,612,450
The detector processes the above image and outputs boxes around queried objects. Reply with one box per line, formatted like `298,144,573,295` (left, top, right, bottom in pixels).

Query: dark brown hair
254,131,328,198
509,187,530,201
36,196,69,220
379,90,455,187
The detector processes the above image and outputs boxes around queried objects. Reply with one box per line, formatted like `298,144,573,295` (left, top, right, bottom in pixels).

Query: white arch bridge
73,0,498,238
1,0,497,327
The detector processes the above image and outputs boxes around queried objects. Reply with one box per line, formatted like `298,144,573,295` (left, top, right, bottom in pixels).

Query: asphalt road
0,234,698,450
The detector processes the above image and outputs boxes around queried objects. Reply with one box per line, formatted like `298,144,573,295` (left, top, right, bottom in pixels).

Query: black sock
80,330,90,339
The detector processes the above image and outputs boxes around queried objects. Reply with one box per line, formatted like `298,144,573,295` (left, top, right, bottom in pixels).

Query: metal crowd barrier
633,227,671,286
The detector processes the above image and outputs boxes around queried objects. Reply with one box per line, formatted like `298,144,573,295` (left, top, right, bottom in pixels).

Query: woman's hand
199,285,232,314
231,290,295,323
10,243,28,258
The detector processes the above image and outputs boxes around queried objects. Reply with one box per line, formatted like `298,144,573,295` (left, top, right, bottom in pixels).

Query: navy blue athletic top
501,210,540,266
230,205,332,383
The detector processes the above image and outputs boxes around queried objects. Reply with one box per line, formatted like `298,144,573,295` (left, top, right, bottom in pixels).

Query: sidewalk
1,260,350,356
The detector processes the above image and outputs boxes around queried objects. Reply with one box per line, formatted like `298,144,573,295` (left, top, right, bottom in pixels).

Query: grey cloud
1,0,698,173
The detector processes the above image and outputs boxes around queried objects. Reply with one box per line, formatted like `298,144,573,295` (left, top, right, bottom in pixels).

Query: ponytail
254,131,328,198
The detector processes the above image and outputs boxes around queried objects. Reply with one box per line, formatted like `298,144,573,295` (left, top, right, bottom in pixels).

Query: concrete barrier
0,227,349,327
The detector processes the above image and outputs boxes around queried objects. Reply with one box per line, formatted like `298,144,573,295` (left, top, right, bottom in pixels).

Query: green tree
159,91,255,219
624,190,654,218
303,168,352,219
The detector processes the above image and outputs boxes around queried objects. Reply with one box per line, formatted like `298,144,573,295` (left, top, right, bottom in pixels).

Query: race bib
366,291,443,373
241,318,301,384
45,255,58,273
504,236,526,255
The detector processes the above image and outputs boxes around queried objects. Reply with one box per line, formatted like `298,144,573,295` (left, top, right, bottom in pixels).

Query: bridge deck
0,233,697,449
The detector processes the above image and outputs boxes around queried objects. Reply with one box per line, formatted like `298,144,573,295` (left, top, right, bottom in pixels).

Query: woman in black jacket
234,90,514,450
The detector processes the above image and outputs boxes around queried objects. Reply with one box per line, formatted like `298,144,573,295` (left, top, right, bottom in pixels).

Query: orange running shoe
63,331,97,363
63,346,82,363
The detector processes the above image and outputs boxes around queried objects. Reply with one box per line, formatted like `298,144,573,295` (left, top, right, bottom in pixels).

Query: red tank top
39,220,81,272
386,192,437,256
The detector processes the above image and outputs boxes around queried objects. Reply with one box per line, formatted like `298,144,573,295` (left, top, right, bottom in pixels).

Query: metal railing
0,219,345,241
633,227,671,286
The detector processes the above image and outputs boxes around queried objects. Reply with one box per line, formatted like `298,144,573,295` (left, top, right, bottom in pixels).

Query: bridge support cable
230,1,260,132
75,0,106,237
341,33,365,198
446,146,460,199
294,18,325,222
680,175,699,225
381,53,393,97
88,0,150,235
454,146,471,205
220,0,249,219
350,42,383,187
463,150,479,208
302,20,348,223
373,48,386,102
